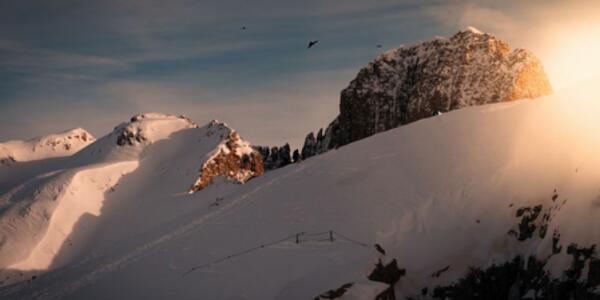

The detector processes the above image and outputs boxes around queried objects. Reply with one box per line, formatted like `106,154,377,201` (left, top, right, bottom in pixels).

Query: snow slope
0,128,96,194
1,80,600,299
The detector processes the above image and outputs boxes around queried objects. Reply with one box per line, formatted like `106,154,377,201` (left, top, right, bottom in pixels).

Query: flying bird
374,243,386,255
307,40,318,49
240,26,246,30
376,44,382,48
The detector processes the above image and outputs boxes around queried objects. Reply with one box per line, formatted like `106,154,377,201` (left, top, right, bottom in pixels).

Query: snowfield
1,80,600,299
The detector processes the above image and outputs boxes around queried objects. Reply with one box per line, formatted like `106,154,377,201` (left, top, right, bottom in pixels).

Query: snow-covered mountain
299,27,552,159
0,113,262,273
0,128,94,165
1,79,599,299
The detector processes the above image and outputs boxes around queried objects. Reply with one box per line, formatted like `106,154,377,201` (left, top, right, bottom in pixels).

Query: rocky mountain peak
301,27,552,152
189,124,263,193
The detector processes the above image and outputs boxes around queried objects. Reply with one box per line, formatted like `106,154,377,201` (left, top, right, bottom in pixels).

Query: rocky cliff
301,27,552,153
189,121,263,192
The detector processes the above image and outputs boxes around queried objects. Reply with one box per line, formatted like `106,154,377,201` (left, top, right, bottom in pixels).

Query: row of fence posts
183,229,372,277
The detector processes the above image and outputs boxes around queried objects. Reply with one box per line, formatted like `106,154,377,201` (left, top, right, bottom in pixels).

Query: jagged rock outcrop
300,27,553,154
255,144,292,171
189,122,264,192
301,132,317,160
300,127,331,160
368,259,406,300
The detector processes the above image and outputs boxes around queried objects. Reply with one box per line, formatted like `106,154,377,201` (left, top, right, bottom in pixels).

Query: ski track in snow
0,164,306,300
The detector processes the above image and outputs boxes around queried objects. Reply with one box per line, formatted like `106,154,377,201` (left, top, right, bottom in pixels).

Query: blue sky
2,0,600,148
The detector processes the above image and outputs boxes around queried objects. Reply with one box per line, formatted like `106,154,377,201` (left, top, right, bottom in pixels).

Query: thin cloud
0,39,130,70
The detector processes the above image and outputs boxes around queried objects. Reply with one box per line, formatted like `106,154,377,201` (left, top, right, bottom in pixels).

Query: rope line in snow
181,230,372,277
331,230,371,248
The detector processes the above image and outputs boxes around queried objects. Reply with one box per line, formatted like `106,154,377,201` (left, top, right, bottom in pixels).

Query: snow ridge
0,128,94,164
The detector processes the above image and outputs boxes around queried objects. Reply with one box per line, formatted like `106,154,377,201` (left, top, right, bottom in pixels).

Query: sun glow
541,23,600,91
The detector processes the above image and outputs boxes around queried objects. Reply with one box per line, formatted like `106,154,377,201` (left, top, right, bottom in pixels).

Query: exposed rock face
301,132,317,159
255,144,292,171
189,124,264,192
368,259,406,300
301,27,553,152
93,114,263,192
300,127,331,160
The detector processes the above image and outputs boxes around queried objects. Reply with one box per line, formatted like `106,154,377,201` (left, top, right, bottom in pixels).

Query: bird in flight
376,44,382,48
374,243,386,255
307,40,319,49
240,26,246,30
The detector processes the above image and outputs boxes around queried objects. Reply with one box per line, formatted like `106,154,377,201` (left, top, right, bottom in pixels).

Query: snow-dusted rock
73,113,199,163
114,113,198,147
189,121,263,192
301,27,552,153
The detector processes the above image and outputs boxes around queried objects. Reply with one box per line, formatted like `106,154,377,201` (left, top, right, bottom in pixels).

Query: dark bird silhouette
431,265,450,278
240,26,246,30
374,243,386,255
376,44,382,48
307,40,318,49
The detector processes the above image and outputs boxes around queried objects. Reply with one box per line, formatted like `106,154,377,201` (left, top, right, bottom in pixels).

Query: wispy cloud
5,0,600,146
0,39,130,71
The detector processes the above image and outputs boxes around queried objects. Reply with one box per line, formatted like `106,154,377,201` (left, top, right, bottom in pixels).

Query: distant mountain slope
1,80,599,299
298,27,552,160
0,128,94,165
0,128,96,197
